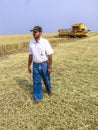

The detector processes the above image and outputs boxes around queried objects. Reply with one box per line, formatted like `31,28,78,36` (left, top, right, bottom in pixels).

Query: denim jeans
32,62,51,101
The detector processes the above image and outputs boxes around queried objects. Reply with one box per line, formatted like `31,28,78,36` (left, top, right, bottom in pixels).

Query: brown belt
33,60,48,65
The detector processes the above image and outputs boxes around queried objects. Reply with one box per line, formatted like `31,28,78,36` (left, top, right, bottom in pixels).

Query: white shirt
29,37,53,63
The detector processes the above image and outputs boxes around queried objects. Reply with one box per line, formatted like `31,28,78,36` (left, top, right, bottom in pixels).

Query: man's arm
48,54,52,73
28,54,32,73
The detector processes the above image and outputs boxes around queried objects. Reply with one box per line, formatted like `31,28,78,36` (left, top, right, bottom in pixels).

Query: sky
0,0,98,35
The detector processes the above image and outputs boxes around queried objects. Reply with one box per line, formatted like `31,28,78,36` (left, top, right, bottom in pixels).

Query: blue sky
0,0,98,35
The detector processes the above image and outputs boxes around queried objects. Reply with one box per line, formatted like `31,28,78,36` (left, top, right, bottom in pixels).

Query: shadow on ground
14,77,33,96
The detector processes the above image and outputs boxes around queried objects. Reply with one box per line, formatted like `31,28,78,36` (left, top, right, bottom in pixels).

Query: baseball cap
30,26,42,32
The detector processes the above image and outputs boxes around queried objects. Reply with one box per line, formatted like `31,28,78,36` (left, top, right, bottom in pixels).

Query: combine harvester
58,23,90,37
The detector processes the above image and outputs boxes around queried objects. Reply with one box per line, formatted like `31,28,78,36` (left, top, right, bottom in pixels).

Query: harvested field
0,33,98,130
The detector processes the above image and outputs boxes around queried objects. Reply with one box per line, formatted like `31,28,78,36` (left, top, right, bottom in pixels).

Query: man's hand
28,54,32,73
48,54,52,73
48,68,52,73
28,66,32,73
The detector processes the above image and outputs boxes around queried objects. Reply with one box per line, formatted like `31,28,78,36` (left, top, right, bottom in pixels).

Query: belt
33,60,48,65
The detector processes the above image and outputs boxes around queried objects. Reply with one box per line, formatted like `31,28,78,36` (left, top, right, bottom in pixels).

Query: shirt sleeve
29,41,33,55
45,40,54,55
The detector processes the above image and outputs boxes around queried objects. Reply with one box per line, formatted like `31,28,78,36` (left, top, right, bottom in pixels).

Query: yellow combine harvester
58,23,89,37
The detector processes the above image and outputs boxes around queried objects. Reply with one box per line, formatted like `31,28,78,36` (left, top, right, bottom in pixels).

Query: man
28,26,53,102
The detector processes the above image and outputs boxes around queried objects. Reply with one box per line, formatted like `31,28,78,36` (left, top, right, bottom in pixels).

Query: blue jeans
32,62,51,101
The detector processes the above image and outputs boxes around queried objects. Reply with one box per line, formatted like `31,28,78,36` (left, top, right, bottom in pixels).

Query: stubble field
0,33,98,130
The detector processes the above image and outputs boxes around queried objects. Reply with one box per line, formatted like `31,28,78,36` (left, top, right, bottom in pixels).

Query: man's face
33,31,42,39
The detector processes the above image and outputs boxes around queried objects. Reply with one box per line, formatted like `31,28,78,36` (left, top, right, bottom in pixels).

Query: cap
30,26,42,32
